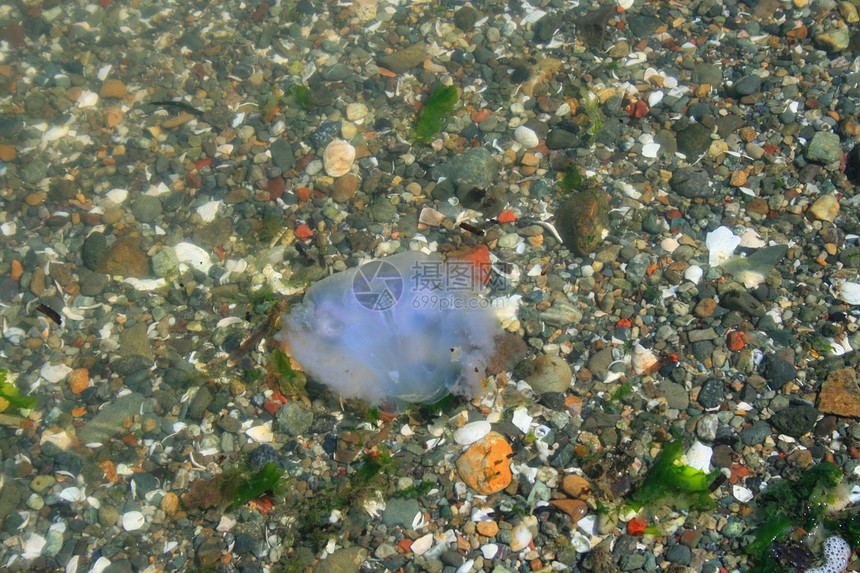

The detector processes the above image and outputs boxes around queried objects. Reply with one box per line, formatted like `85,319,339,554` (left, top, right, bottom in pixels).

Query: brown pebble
105,107,123,128
694,298,717,318
817,368,860,417
100,79,128,99
161,492,180,516
25,192,46,206
562,475,592,499
549,499,588,522
30,267,45,296
0,143,15,162
332,174,359,203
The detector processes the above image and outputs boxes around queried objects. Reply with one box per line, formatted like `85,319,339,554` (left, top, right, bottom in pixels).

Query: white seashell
513,125,539,148
511,408,533,434
174,242,212,273
732,485,753,503
706,226,741,267
59,487,86,503
122,510,145,531
323,139,356,177
660,237,679,253
684,440,713,472
570,530,593,552
833,279,860,305
642,142,661,158
684,265,703,284
647,90,664,108
631,344,658,375
4,327,26,345
245,422,274,443
0,221,16,236
411,533,433,555
456,560,475,573
454,421,491,445
40,362,72,384
22,532,46,559
419,207,446,227
196,200,221,223
509,520,533,551
105,188,128,205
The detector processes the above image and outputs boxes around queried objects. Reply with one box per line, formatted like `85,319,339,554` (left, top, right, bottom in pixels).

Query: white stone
323,139,356,177
513,125,539,148
122,510,145,531
346,103,368,121
411,533,433,555
454,421,491,445
196,200,221,223
481,544,499,559
246,422,274,443
509,521,533,551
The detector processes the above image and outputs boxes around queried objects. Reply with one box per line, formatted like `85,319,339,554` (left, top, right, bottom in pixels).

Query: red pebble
497,210,516,223
295,223,313,241
627,517,647,536
726,330,746,352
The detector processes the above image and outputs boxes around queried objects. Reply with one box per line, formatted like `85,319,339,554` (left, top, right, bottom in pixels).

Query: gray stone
675,122,711,159
431,146,498,190
665,544,692,565
740,420,771,445
188,387,212,420
527,354,572,393
587,348,614,376
77,393,145,445
382,498,421,528
276,401,313,436
151,246,179,278
733,74,761,96
377,43,425,74
132,195,162,223
661,381,689,410
720,290,766,317
697,378,725,409
539,298,582,327
82,232,107,272
807,131,842,164
671,165,711,198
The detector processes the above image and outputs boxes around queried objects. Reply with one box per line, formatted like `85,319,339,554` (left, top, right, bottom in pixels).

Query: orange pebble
10,259,23,280
497,210,516,223
67,368,90,394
